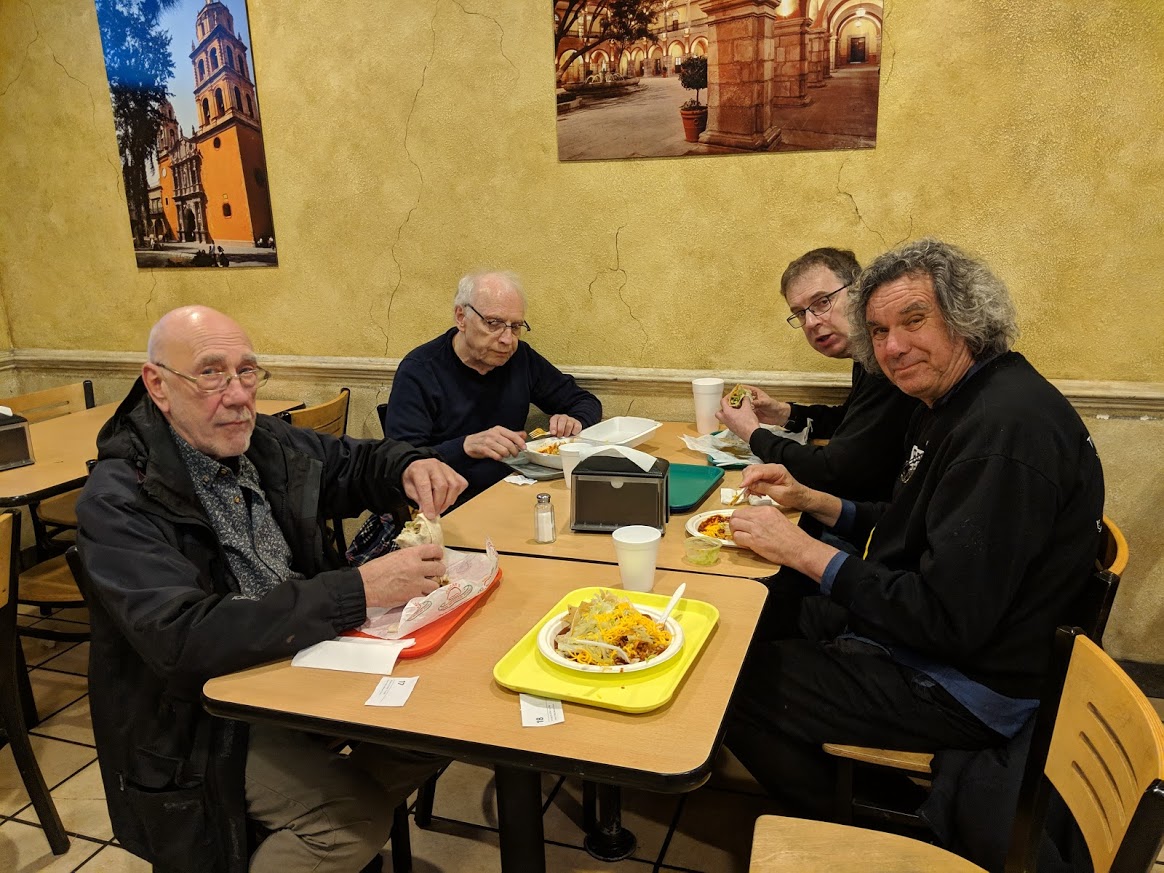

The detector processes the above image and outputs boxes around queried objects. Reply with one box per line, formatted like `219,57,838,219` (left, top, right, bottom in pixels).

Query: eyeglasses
786,285,848,328
154,362,270,394
465,303,531,336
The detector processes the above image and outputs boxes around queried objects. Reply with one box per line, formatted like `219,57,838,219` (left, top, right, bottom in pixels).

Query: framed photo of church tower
94,0,279,268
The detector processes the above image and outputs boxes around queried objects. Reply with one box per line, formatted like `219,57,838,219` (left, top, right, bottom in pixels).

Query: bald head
142,306,259,459
148,305,252,365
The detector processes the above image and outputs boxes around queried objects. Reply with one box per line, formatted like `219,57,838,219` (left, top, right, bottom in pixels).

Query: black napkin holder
0,411,34,472
570,454,669,534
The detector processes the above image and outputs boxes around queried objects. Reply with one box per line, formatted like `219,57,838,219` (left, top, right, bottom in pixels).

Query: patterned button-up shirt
172,428,304,599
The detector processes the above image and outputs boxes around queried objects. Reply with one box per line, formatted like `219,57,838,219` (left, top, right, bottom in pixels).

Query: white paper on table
365,676,418,707
504,473,538,485
292,637,414,675
583,444,657,472
354,542,500,641
519,694,565,727
681,424,810,467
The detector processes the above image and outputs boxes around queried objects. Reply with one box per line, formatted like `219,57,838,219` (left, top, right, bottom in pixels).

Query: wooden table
0,399,303,507
442,421,790,579
203,554,768,872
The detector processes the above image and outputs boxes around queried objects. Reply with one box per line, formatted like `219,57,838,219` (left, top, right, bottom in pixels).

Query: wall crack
375,0,440,356
449,0,519,79
836,158,888,249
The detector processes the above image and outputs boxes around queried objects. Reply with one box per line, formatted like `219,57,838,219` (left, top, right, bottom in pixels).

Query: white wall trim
8,348,1164,417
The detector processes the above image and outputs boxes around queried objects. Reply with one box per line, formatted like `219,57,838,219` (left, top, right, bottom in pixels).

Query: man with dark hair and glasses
384,270,601,508
76,305,467,872
716,247,918,502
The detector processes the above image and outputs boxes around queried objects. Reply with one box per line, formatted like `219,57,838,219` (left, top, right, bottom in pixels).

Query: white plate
536,606,684,674
577,417,662,448
523,437,574,469
685,508,739,547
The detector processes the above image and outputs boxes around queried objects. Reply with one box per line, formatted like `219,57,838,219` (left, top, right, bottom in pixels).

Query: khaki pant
245,725,442,873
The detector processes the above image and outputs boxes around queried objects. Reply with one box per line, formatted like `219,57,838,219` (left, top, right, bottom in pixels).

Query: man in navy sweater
383,270,601,508
716,247,918,502
724,239,1104,819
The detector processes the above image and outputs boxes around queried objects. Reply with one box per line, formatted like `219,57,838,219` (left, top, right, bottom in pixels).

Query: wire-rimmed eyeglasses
154,362,271,394
465,303,531,336
786,285,848,328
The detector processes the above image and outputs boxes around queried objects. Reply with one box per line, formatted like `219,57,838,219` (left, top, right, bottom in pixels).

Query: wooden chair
749,628,1164,873
279,389,351,553
0,511,70,854
1,381,95,558
823,517,1128,826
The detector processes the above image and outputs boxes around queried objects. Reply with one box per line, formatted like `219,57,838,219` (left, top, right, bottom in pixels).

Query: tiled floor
4,606,1164,871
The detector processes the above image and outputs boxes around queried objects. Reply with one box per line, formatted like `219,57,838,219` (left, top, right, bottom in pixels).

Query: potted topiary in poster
678,56,708,142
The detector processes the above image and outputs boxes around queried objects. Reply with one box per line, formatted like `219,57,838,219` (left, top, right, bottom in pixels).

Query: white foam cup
559,442,596,489
611,525,662,592
692,377,725,435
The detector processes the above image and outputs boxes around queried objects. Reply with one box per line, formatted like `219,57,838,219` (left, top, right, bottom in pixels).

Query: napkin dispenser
570,455,670,534
0,411,34,472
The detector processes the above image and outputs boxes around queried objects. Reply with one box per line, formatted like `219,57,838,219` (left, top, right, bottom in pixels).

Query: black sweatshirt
830,353,1105,700
749,362,920,502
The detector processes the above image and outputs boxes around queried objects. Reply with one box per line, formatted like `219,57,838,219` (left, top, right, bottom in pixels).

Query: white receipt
365,676,418,707
519,694,565,727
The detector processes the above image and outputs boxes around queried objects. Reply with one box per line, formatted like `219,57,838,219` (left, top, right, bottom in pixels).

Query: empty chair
1,380,95,558
279,388,351,552
749,627,1164,873
0,511,70,854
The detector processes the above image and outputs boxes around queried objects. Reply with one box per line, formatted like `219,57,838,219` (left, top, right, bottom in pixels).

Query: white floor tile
0,818,102,871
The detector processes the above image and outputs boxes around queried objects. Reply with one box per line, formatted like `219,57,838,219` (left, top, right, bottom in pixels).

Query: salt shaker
534,493,556,543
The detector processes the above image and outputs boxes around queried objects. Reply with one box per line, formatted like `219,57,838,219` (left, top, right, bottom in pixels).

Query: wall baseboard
4,348,1163,418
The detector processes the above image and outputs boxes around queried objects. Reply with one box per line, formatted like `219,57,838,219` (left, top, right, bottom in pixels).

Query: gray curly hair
847,238,1019,374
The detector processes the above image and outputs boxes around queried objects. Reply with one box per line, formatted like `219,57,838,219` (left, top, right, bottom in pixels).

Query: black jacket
749,363,919,502
75,380,432,871
832,353,1105,700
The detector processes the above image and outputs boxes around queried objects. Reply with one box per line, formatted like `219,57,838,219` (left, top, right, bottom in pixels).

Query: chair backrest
281,388,350,437
0,511,17,609
376,402,388,438
1099,516,1128,577
1005,628,1164,873
1,381,95,423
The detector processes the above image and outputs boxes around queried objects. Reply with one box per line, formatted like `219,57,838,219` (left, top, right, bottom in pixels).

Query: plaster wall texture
0,1,1162,661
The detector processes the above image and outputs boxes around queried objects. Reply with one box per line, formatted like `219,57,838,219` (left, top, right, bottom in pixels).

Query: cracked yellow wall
1,0,1162,381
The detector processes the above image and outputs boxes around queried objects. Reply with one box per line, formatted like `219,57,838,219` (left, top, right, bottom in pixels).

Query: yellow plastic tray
492,586,720,714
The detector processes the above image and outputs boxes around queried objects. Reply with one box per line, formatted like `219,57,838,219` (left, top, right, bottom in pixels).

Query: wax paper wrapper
354,541,499,640
680,424,810,467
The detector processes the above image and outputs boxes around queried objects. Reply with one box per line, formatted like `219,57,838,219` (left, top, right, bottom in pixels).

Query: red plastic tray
344,568,502,658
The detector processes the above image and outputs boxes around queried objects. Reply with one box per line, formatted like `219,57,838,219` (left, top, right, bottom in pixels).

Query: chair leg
389,801,412,873
414,771,438,827
0,645,69,853
834,758,855,825
14,642,39,729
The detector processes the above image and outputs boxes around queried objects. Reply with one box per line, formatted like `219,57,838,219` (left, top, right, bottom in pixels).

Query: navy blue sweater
383,328,602,506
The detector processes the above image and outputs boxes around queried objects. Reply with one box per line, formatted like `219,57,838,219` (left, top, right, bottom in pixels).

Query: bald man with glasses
383,270,601,508
76,306,466,872
716,247,918,503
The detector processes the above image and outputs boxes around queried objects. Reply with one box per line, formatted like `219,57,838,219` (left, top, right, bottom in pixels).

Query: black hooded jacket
75,380,432,871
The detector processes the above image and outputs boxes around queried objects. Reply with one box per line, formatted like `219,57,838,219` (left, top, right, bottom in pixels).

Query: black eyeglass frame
785,285,849,328
464,302,531,335
154,361,271,394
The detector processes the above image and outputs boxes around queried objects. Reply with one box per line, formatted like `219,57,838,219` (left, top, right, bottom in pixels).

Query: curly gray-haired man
723,239,1105,822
